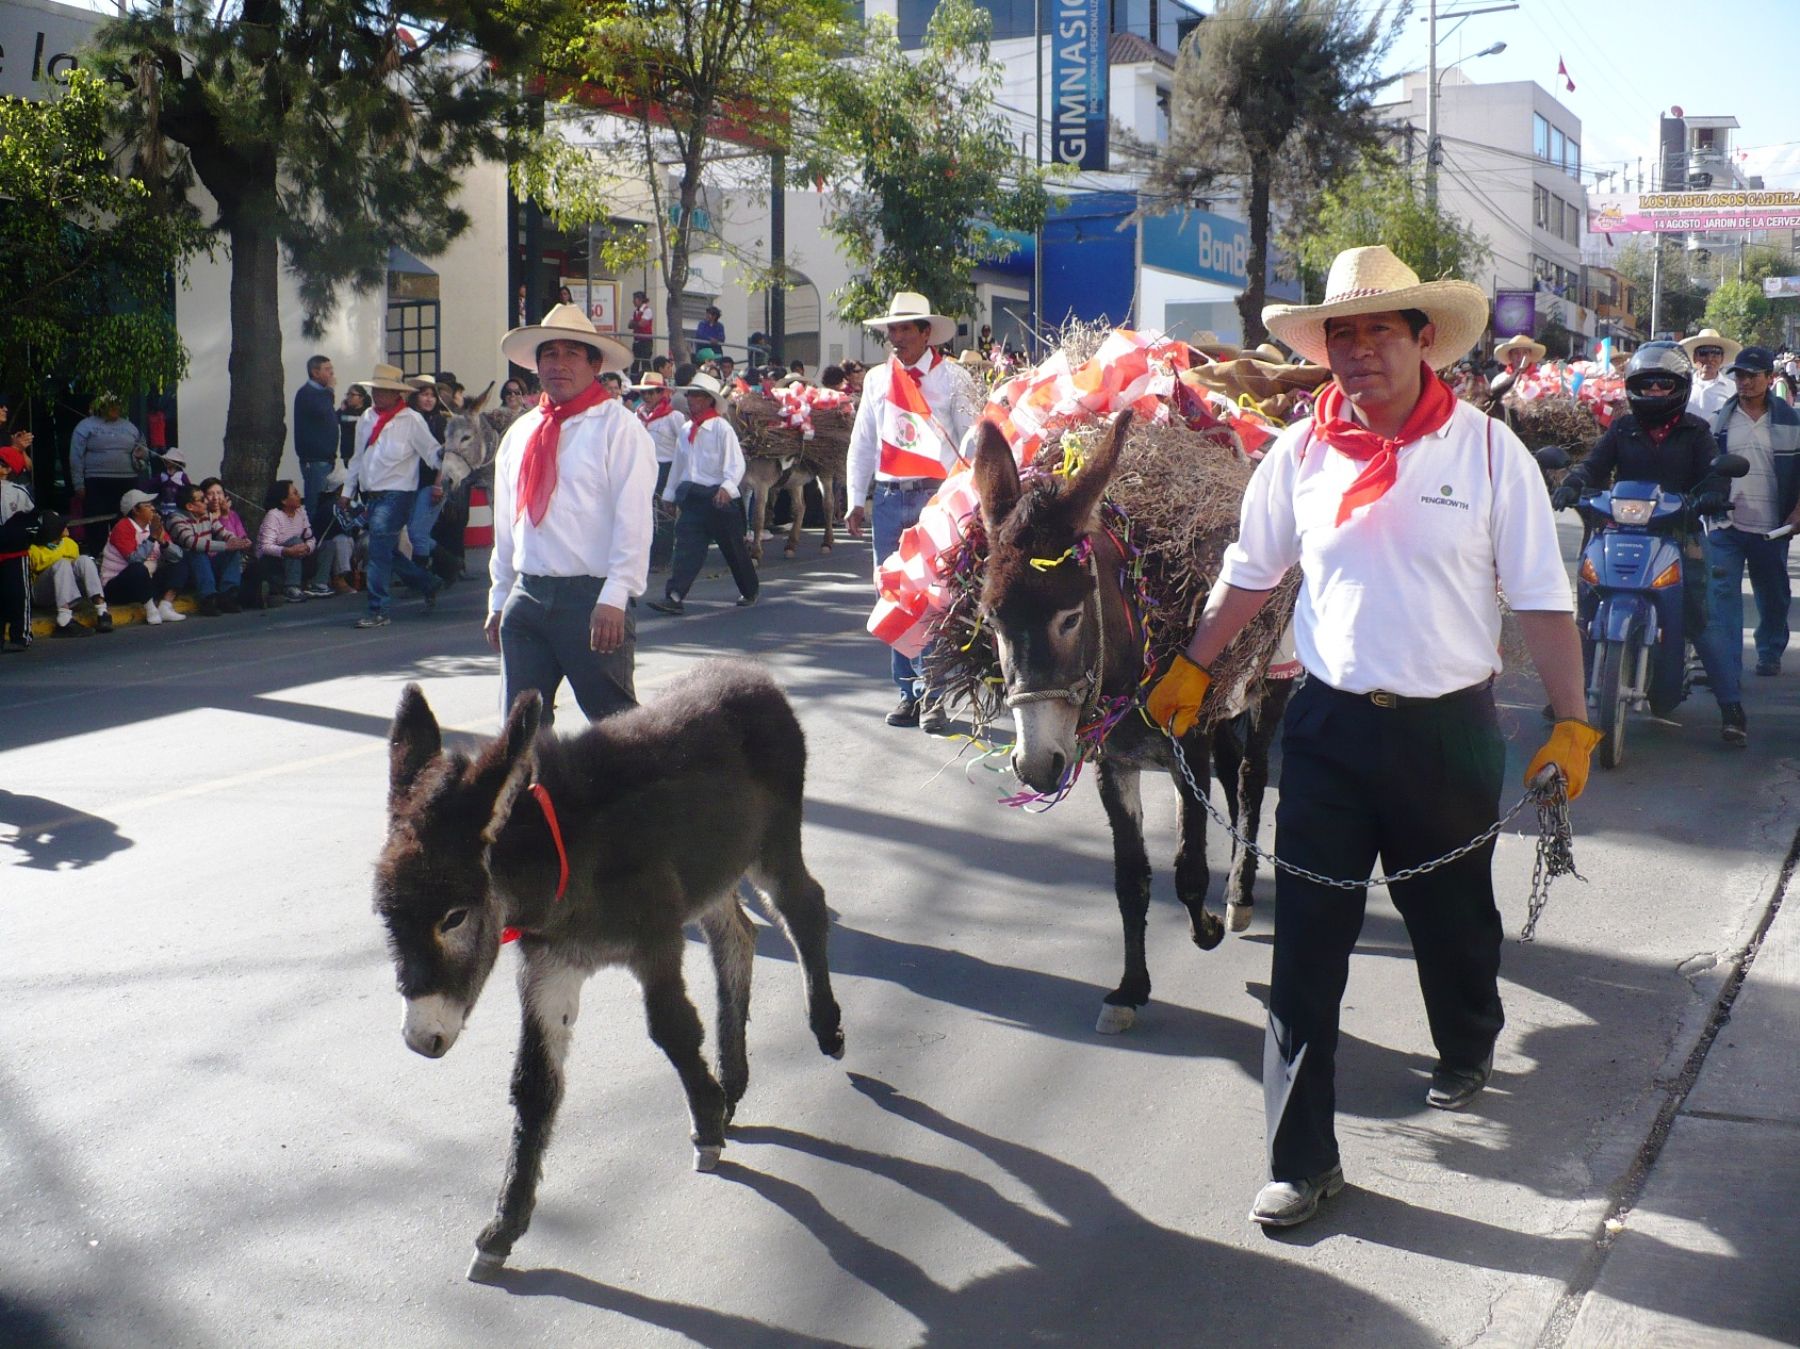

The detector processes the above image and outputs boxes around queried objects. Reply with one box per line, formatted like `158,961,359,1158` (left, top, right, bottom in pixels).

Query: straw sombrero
501,303,632,372
680,372,728,402
1680,328,1742,365
357,363,417,394
957,349,989,369
1494,335,1547,365
632,371,671,392
1189,331,1241,360
862,292,956,347
1263,246,1489,371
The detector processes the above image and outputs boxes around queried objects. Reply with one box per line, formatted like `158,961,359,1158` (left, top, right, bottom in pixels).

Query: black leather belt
1316,677,1494,709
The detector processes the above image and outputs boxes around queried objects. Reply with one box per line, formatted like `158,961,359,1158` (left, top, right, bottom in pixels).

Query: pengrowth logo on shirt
1419,482,1470,511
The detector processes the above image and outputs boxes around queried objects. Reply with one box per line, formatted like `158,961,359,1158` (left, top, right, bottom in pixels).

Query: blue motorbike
1552,451,1748,769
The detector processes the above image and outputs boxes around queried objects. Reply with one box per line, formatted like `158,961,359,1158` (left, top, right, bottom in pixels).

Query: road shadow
0,790,132,871
490,1266,845,1348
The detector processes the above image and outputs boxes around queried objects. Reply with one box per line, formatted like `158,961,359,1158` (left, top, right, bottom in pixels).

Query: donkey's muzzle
403,994,468,1058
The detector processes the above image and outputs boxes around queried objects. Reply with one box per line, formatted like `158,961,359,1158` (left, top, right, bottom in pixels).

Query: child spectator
152,449,193,515
29,512,111,637
0,444,39,650
102,490,187,624
168,483,249,615
255,479,319,603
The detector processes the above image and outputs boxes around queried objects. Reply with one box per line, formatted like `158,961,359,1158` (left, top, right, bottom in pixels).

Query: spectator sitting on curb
0,444,40,651
168,483,249,616
256,479,320,604
29,511,112,637
201,478,252,546
102,489,187,624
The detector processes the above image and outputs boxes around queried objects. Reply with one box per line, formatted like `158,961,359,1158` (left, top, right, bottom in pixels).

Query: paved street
3,531,1797,1347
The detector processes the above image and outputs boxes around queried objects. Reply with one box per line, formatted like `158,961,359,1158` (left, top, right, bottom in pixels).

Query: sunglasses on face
1637,378,1679,393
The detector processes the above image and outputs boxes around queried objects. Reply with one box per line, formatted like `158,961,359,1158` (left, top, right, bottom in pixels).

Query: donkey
972,414,1290,1034
423,383,514,584
743,455,838,563
373,660,846,1280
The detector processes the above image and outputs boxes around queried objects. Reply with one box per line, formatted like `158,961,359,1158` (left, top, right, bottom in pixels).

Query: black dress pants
1266,677,1507,1183
665,484,758,603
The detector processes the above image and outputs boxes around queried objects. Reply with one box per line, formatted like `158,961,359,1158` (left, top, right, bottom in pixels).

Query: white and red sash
877,351,958,480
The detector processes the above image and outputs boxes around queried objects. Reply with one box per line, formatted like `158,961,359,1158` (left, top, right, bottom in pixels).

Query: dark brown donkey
973,415,1289,1034
374,660,845,1280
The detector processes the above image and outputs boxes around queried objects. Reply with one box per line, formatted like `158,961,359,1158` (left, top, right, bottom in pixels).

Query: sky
1376,0,1800,192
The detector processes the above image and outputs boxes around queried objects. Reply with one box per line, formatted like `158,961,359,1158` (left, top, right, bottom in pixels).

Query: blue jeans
872,480,938,697
408,484,445,561
188,550,244,597
1704,527,1793,703
301,460,335,534
365,489,438,615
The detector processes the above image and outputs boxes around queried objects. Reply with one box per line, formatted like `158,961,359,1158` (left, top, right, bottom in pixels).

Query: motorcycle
1549,450,1748,769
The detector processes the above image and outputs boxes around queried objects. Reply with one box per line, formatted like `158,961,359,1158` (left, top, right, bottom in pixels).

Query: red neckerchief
500,782,570,944
640,393,675,423
1313,364,1459,525
516,381,611,526
686,406,719,443
1643,419,1677,445
366,401,405,448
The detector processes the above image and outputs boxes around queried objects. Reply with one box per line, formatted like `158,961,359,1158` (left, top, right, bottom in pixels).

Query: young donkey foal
374,660,845,1280
974,415,1287,1034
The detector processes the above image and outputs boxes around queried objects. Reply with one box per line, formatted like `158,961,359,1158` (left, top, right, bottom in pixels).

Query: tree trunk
664,165,701,365
1237,153,1273,347
219,192,288,504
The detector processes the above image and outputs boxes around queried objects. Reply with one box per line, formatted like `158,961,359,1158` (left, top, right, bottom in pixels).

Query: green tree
1287,152,1489,297
1143,0,1402,345
516,0,852,362
1703,278,1779,348
94,1,546,497
802,0,1054,327
1610,238,1706,337
0,71,206,407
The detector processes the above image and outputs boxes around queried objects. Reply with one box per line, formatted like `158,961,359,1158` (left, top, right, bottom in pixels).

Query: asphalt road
3,528,1796,1347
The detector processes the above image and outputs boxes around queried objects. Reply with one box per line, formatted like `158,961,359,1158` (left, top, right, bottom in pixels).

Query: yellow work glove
1525,719,1604,801
1147,654,1212,739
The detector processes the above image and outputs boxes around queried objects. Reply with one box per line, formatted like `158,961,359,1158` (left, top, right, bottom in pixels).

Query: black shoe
919,700,953,735
197,594,220,617
886,695,921,728
1250,1165,1345,1228
1427,1051,1494,1111
95,612,114,633
736,593,759,607
647,596,685,615
216,591,242,614
50,619,93,639
1755,659,1780,677
1721,702,1748,747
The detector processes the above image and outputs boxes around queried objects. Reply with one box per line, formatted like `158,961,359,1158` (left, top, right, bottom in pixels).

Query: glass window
897,0,932,48
1113,0,1151,39
1566,139,1580,177
1534,185,1549,230
1534,114,1550,160
1551,126,1565,167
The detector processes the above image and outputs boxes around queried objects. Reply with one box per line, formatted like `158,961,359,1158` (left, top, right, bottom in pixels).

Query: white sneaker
145,602,163,625
158,599,187,623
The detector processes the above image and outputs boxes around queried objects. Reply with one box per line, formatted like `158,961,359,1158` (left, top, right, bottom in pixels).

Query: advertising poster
1049,0,1107,172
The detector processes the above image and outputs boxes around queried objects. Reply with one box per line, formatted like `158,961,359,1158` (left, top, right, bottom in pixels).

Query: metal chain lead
1164,735,1580,937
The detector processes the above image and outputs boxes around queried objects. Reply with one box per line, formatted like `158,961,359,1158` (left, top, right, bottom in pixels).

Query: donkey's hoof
1228,902,1254,933
1193,912,1225,951
1095,1004,1137,1035
693,1143,723,1172
821,1027,846,1060
821,544,834,554
783,545,798,557
467,1250,507,1282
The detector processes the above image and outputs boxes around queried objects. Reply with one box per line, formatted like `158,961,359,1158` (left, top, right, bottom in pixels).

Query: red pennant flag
1557,57,1575,93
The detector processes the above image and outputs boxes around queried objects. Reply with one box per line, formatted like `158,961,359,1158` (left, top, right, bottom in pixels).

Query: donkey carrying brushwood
373,660,845,1280
973,414,1291,1034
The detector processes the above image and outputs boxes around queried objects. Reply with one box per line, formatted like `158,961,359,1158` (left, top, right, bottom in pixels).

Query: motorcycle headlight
1611,499,1655,526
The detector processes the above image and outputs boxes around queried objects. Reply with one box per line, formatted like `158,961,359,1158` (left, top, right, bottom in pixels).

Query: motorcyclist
1549,341,1743,742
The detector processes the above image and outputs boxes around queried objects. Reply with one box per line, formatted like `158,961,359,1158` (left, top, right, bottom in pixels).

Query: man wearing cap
488,303,656,724
1683,329,1741,422
1706,345,1800,685
845,291,983,732
647,372,757,614
342,363,444,629
1147,245,1594,1229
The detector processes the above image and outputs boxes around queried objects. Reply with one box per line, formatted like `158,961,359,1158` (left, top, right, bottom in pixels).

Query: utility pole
770,150,786,362
1425,0,1438,209
1650,237,1663,337
1032,0,1044,350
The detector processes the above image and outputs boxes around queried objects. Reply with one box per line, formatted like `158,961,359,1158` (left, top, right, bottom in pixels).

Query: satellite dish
1671,105,1684,118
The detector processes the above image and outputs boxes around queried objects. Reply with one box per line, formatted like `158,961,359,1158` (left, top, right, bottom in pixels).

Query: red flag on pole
1557,57,1575,93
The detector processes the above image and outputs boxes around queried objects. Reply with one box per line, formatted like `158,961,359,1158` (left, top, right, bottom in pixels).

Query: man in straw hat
488,302,655,723
845,291,982,734
1493,333,1546,374
1147,245,1596,1228
647,371,758,614
342,363,445,628
1681,328,1742,422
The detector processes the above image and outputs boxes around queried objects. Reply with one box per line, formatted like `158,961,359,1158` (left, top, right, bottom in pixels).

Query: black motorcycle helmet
1624,341,1693,429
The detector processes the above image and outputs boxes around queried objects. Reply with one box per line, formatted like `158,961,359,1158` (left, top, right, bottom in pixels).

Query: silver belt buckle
1369,690,1398,708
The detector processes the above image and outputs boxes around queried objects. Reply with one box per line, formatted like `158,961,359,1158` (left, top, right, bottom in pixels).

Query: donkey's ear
973,420,1022,533
498,688,543,763
389,683,442,808
466,689,542,810
1060,409,1131,530
465,380,495,415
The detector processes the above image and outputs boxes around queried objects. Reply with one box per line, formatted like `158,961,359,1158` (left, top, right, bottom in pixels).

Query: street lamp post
1426,37,1506,208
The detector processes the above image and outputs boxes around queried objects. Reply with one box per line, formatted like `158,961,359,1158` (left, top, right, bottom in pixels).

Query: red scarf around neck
640,393,675,424
1313,363,1458,525
366,400,406,448
516,381,611,526
686,406,718,442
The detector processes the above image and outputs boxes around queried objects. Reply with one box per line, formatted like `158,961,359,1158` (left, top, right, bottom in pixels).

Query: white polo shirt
1220,399,1573,698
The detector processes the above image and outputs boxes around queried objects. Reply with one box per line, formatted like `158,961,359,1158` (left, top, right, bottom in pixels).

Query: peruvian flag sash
877,353,956,480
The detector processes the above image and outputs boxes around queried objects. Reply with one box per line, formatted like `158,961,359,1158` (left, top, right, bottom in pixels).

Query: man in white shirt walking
343,363,443,629
1147,246,1596,1229
648,372,758,614
488,304,656,724
1682,329,1740,422
635,371,686,568
845,292,982,732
